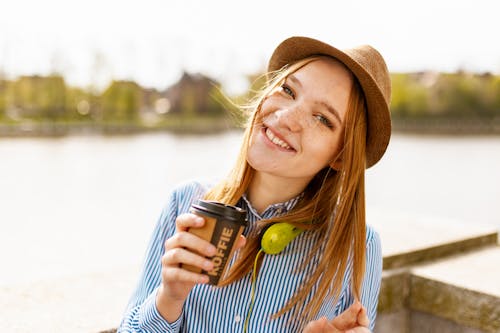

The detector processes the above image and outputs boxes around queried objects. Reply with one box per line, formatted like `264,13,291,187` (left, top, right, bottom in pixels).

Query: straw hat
268,36,392,168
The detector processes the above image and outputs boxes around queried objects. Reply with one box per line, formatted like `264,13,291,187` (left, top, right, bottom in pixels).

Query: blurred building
163,71,224,116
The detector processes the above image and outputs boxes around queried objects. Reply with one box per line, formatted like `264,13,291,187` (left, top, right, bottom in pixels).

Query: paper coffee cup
183,199,247,286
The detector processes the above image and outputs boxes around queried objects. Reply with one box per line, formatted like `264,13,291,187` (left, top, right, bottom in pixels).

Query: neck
246,172,309,214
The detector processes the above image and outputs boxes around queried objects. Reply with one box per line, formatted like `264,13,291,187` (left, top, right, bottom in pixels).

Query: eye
314,114,333,129
280,83,295,98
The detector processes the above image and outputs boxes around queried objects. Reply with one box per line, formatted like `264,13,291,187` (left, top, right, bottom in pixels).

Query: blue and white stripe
118,180,382,332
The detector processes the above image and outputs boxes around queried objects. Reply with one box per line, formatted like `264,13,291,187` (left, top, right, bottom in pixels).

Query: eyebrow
287,74,303,88
287,74,343,124
316,101,342,124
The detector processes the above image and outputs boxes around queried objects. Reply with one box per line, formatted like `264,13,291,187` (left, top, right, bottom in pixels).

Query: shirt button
277,207,283,214
235,314,241,323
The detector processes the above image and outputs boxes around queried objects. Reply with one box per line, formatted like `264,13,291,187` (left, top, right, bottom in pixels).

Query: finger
303,319,321,333
346,327,371,333
357,306,370,327
325,319,341,333
165,231,217,257
162,248,214,272
303,316,334,333
175,213,205,232
234,235,246,251
162,266,209,284
331,301,362,330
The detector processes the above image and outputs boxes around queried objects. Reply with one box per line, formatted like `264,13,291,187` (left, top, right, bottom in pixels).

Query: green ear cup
261,223,304,255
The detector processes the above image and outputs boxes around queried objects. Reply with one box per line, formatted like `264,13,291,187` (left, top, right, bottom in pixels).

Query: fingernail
206,245,217,256
196,217,204,224
203,260,213,271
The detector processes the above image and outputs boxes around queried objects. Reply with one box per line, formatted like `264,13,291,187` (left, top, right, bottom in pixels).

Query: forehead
290,58,354,119
292,57,353,85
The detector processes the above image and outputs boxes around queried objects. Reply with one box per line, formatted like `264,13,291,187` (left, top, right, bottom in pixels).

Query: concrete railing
375,230,499,333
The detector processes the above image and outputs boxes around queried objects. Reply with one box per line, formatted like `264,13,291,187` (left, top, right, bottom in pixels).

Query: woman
119,36,391,333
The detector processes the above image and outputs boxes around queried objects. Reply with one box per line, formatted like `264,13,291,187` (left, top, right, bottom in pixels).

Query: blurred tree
65,86,93,121
5,75,66,121
7,76,37,118
482,74,500,117
432,73,500,118
101,80,141,122
391,73,430,117
0,79,6,119
390,72,500,119
41,75,66,120
494,76,500,112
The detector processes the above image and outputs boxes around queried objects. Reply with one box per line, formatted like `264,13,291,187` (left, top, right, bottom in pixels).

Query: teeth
265,128,291,149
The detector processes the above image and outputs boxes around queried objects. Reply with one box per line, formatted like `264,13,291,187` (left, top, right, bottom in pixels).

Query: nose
274,106,303,132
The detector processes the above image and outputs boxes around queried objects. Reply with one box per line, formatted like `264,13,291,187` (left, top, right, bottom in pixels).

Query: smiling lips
264,127,295,151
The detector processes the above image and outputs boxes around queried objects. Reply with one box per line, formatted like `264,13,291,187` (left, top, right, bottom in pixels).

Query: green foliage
0,80,6,119
5,75,67,120
391,72,500,119
391,74,430,116
101,80,141,122
65,87,95,121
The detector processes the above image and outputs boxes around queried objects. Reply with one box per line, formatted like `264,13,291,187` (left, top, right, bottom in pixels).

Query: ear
329,158,343,171
329,148,344,171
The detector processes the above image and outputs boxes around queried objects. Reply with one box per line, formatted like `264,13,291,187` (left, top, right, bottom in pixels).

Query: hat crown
343,45,391,108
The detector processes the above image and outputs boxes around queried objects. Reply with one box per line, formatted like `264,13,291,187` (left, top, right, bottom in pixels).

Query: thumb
303,316,340,333
357,305,370,327
331,301,362,330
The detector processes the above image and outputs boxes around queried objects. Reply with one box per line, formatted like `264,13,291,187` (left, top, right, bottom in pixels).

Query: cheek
308,134,343,166
259,97,280,119
247,131,265,166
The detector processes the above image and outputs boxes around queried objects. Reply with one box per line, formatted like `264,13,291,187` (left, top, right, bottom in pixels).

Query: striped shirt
118,180,382,332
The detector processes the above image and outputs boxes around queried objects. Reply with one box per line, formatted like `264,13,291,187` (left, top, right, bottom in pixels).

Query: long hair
204,56,368,324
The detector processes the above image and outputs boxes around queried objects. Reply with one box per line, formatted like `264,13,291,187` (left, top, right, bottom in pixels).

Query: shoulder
168,179,213,212
171,179,211,197
365,224,383,268
156,180,212,228
365,224,381,248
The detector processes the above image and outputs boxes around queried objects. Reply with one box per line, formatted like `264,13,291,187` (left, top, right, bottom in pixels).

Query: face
247,57,353,185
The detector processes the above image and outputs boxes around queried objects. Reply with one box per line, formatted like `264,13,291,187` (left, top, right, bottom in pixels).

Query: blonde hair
204,56,368,325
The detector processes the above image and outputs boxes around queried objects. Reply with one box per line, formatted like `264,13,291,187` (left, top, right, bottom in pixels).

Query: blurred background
1,0,499,331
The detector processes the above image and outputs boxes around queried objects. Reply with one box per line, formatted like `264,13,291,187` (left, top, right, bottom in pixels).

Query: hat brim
268,36,391,168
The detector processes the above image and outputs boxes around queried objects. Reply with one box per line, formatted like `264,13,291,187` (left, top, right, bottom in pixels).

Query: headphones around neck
261,223,304,255
243,222,304,332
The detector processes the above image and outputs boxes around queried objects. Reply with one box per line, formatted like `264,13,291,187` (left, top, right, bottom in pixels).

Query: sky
1,0,499,94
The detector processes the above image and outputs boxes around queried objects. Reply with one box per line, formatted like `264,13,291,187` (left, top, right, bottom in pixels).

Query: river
1,132,499,286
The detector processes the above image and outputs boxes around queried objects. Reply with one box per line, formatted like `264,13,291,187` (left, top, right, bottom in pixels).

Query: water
1,132,499,286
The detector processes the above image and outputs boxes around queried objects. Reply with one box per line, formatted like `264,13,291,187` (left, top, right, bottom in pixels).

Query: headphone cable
243,249,264,333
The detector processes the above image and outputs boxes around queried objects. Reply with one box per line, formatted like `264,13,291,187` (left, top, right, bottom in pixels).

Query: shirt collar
240,192,304,220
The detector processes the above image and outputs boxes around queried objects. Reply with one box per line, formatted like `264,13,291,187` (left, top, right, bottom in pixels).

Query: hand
156,213,246,322
303,301,370,333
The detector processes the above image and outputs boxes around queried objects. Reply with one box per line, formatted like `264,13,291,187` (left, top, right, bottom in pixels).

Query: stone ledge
382,231,498,270
410,310,486,333
378,270,410,313
410,274,500,333
377,245,500,333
